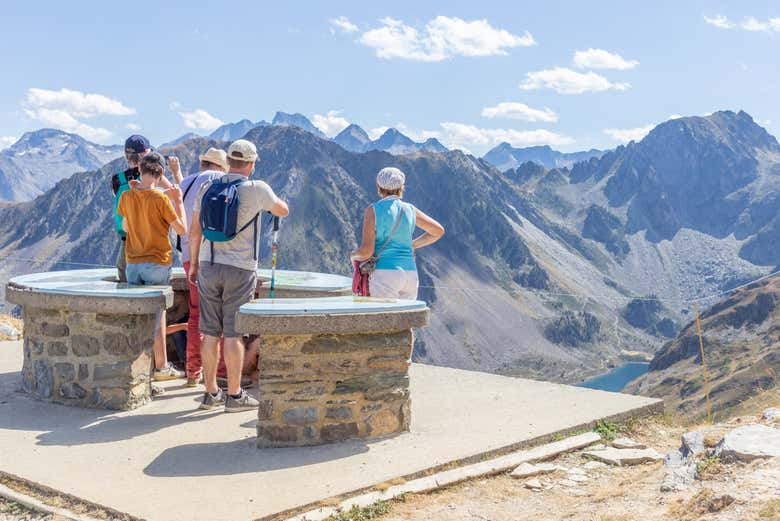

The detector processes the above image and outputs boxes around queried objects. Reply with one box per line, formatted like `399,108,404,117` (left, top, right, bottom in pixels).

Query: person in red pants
178,148,229,386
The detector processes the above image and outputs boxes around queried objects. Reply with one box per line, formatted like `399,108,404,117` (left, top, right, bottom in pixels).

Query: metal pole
693,301,712,424
269,216,280,299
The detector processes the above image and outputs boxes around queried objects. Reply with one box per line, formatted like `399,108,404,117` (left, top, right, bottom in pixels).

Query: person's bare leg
223,337,245,396
201,334,221,394
153,310,167,370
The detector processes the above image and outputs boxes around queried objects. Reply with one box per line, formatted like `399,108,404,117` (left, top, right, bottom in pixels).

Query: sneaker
225,389,259,413
185,376,202,387
199,389,225,410
217,376,256,390
153,363,185,381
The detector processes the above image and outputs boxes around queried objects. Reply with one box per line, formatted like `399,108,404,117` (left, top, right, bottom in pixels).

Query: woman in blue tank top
351,167,445,299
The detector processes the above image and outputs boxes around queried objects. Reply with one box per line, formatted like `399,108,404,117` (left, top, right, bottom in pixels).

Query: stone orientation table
236,296,430,447
5,268,352,410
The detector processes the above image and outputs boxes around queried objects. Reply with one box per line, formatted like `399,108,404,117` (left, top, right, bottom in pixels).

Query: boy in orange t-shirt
117,152,188,381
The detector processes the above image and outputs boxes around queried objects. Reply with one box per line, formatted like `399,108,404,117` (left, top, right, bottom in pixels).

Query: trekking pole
269,215,280,299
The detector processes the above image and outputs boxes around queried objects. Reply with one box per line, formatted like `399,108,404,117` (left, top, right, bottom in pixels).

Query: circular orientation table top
240,296,427,315
7,268,352,314
236,296,430,335
9,269,167,298
9,268,351,298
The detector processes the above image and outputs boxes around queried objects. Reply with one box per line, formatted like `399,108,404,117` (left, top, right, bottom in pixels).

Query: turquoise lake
579,362,650,392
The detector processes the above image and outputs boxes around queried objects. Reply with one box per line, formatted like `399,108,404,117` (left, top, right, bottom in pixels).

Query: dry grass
666,489,736,520
758,498,780,520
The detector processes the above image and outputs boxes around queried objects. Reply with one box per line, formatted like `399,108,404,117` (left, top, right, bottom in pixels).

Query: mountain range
626,273,780,422
0,129,122,202
483,143,604,171
0,110,778,387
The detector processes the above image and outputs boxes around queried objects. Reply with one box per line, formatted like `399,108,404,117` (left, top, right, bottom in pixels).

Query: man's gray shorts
198,262,257,338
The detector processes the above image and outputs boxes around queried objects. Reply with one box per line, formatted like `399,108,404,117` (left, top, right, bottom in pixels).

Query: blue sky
0,0,778,154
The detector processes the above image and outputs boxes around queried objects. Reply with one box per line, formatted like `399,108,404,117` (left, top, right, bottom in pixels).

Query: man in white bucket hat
177,147,229,386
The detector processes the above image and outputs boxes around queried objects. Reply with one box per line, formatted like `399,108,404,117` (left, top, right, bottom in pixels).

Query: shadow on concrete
143,438,370,477
0,371,222,446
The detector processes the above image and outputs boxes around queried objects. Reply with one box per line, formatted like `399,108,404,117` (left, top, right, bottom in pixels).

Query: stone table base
236,296,429,447
255,331,413,447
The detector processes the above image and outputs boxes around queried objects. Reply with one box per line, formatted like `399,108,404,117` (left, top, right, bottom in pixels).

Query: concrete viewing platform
0,340,663,521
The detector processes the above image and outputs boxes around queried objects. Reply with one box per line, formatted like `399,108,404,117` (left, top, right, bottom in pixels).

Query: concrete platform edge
266,397,664,521
0,471,144,521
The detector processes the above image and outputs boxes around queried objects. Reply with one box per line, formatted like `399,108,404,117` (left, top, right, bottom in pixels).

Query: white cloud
179,109,223,131
169,101,182,111
311,110,350,136
329,16,358,34
367,121,573,154
602,125,654,143
704,14,780,32
573,48,639,70
0,136,17,150
438,122,574,150
24,88,135,118
23,107,113,142
21,87,136,142
519,67,630,94
126,123,141,131
704,15,734,29
358,16,535,62
368,126,389,140
481,102,558,122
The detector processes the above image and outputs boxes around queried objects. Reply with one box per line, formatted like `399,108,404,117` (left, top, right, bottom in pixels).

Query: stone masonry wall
21,306,157,410
256,330,413,447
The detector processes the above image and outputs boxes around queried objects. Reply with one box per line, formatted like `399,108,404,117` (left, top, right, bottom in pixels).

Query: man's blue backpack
199,177,259,264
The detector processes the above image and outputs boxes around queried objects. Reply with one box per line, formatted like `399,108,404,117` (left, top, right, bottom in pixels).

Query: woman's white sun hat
376,167,406,191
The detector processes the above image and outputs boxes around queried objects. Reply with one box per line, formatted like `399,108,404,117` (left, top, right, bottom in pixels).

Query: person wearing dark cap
110,135,178,282
117,152,187,381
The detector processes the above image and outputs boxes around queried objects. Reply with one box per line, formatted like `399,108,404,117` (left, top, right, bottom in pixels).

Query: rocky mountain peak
271,112,326,138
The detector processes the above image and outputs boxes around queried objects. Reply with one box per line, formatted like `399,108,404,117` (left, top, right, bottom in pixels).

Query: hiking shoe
225,389,259,413
153,363,185,381
199,389,225,410
185,376,202,387
217,376,256,390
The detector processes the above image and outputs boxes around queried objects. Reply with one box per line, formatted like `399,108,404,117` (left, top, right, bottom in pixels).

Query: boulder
583,447,663,466
682,427,716,456
661,449,696,492
763,408,780,422
510,462,556,479
524,478,543,490
612,437,646,449
583,461,607,471
715,424,780,462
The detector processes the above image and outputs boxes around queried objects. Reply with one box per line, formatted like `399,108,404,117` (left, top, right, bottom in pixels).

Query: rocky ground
0,314,22,341
354,409,780,521
0,499,56,521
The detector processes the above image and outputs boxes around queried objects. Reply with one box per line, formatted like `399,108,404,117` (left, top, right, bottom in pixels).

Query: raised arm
412,208,444,250
167,156,184,185
166,185,187,236
350,206,376,262
188,211,203,285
